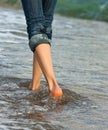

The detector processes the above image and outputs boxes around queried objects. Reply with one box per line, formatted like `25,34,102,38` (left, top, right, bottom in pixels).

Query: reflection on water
0,8,108,130
0,77,95,130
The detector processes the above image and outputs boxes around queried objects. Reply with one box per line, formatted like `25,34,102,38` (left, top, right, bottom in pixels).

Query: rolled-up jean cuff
29,34,51,52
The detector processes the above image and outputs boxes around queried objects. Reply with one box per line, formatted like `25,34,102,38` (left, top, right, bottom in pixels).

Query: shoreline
0,6,107,25
0,2,108,23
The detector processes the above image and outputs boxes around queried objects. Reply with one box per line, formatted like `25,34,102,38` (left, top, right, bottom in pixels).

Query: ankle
29,79,41,90
47,78,57,91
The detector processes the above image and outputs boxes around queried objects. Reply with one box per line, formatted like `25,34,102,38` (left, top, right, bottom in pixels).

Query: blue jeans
21,0,57,52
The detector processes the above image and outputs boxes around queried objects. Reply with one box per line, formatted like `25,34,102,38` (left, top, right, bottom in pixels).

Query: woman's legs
30,43,63,98
21,0,63,98
35,44,63,98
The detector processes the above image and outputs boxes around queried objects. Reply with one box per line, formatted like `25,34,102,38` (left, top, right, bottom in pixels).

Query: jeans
21,0,57,52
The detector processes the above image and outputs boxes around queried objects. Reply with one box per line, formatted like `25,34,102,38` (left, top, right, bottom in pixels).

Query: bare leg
21,0,62,97
35,44,63,98
29,52,42,91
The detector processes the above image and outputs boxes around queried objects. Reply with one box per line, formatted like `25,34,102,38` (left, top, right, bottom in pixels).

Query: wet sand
0,8,108,130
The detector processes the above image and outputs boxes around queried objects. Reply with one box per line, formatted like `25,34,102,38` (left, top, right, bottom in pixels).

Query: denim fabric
29,34,51,52
21,0,57,40
21,0,57,52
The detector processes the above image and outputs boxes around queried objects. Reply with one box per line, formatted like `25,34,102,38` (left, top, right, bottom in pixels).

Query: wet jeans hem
29,34,51,52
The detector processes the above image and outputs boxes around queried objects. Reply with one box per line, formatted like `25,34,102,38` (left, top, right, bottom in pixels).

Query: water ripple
0,8,108,130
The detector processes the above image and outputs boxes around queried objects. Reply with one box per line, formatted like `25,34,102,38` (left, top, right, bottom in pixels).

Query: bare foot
28,82,41,91
50,85,63,99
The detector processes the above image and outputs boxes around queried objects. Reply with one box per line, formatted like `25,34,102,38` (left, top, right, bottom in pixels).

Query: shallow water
0,8,108,130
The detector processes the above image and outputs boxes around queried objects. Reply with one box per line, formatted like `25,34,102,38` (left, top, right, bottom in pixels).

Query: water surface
0,8,108,130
